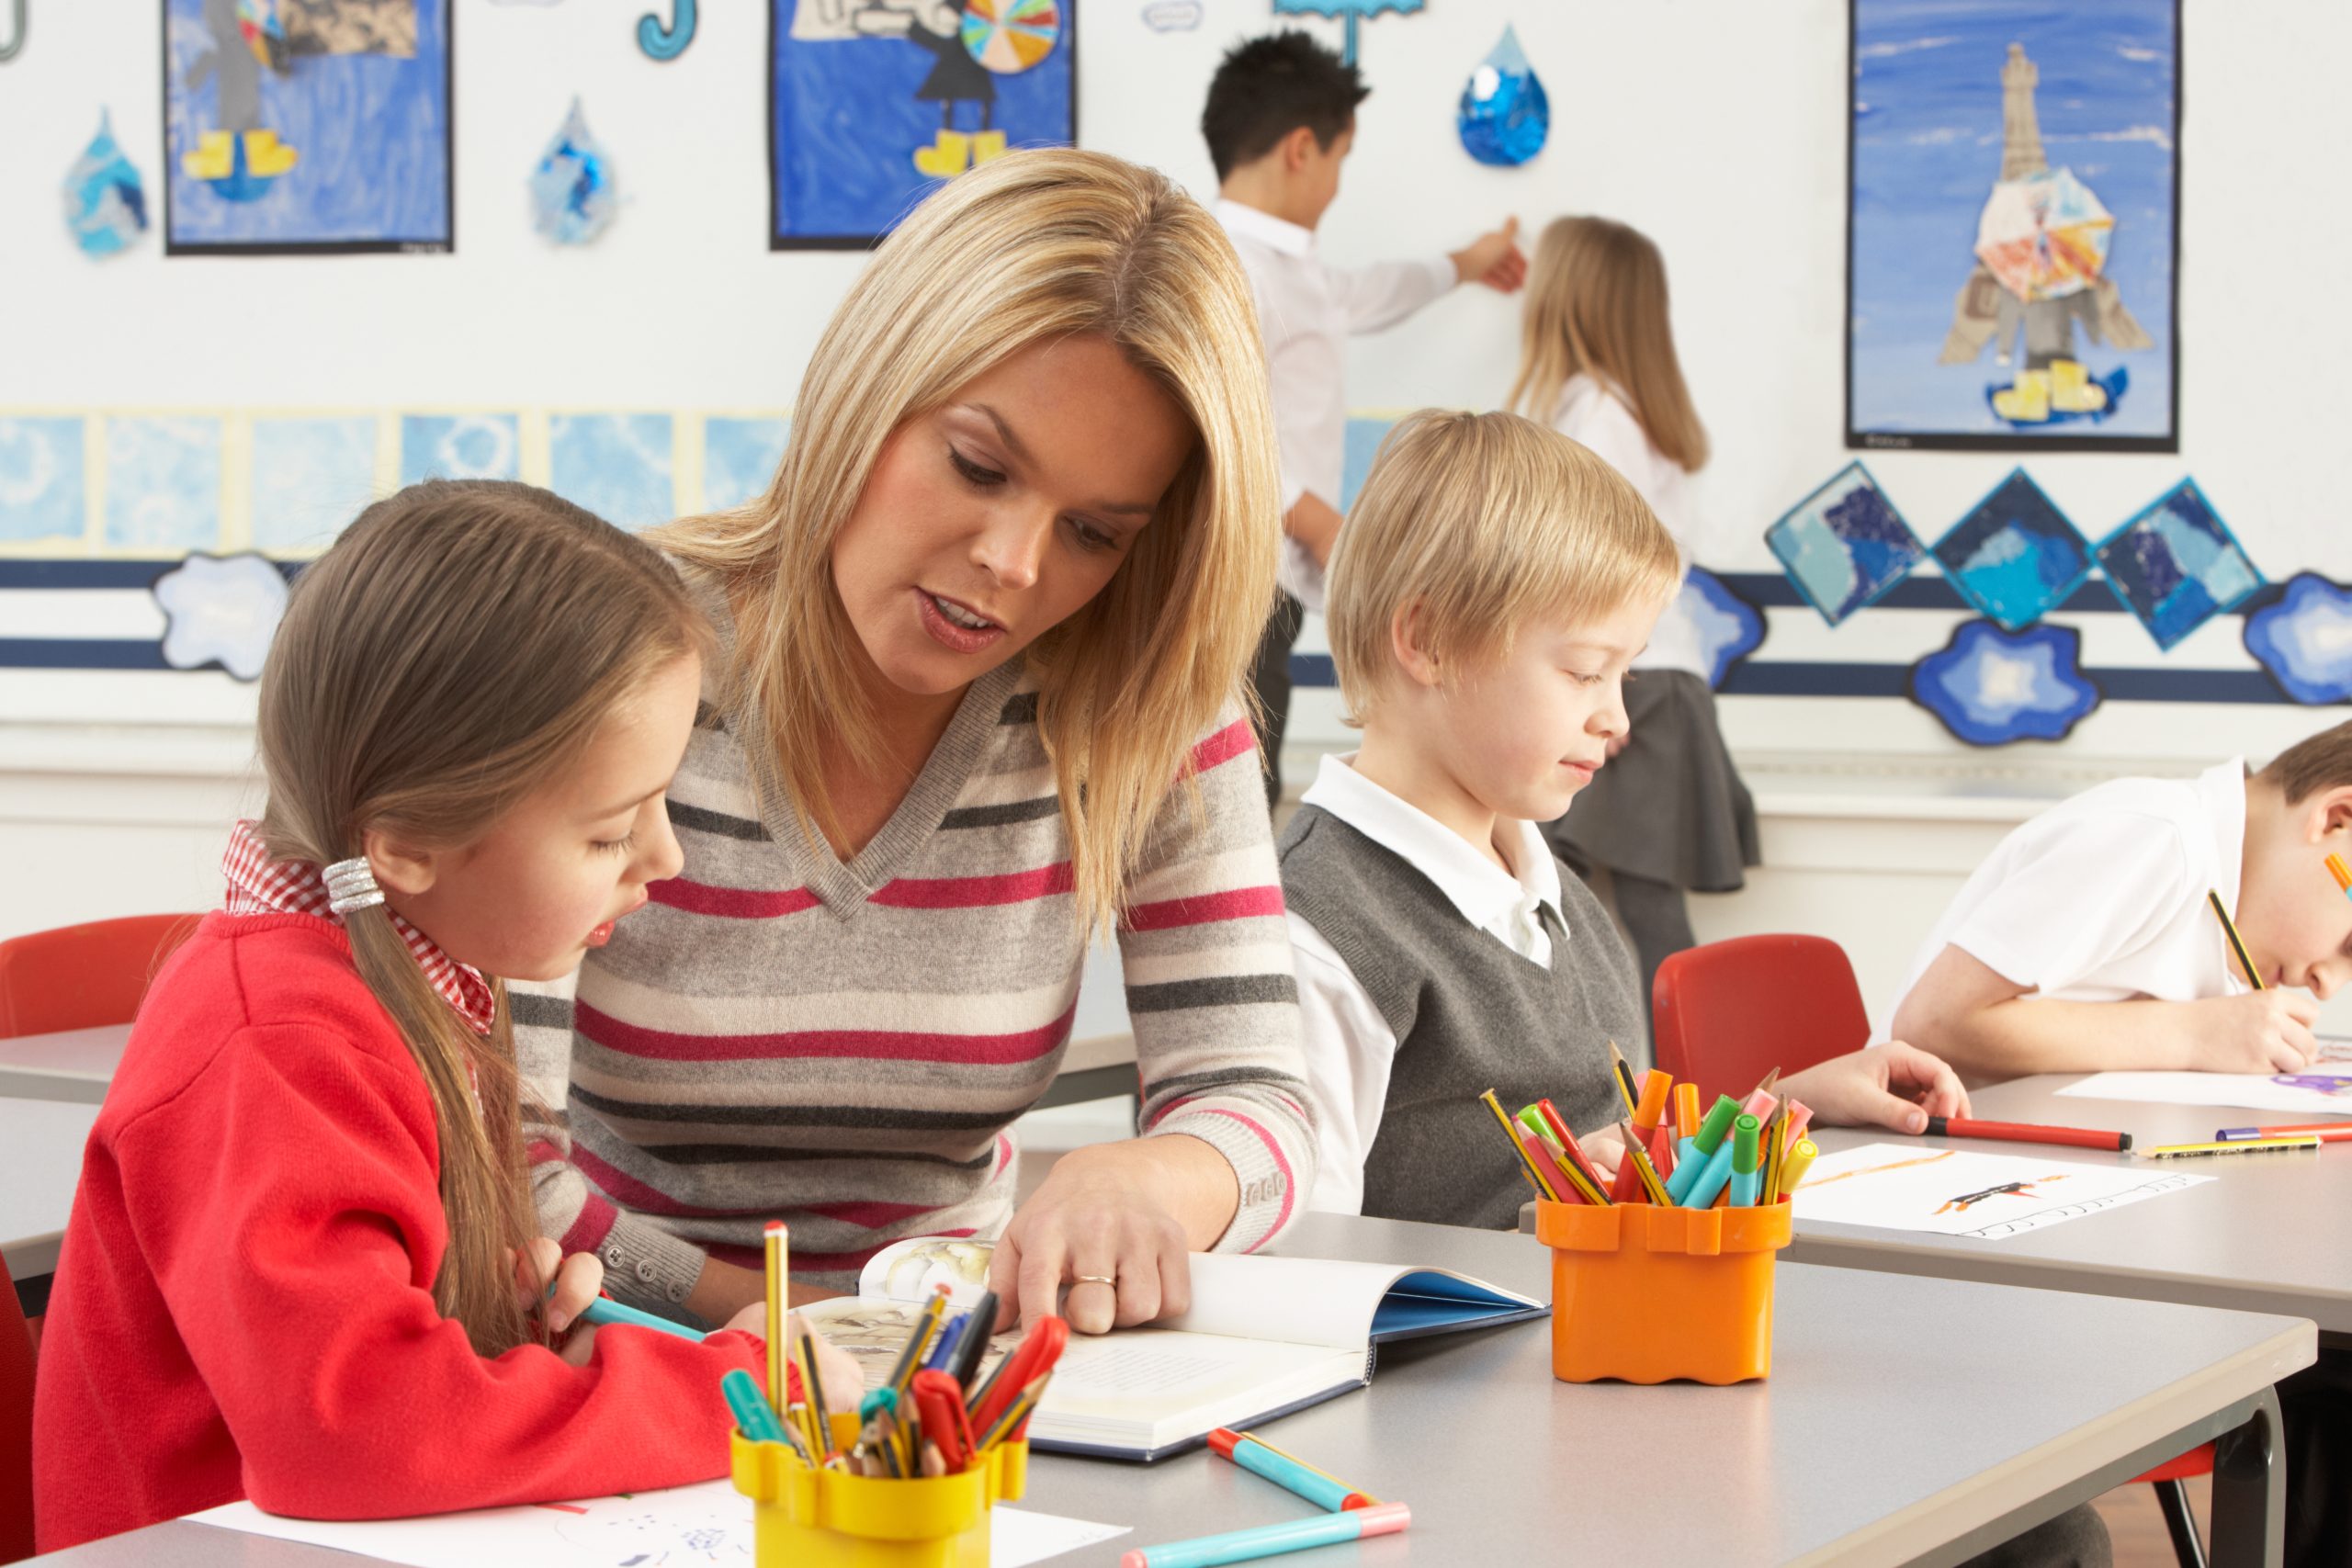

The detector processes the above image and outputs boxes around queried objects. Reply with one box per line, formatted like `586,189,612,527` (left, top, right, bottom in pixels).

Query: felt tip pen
1120,1502,1412,1568
2143,1135,2323,1159
1781,1101,1814,1149
1776,1138,1819,1198
923,1313,967,1372
1665,1096,1740,1202
2216,1122,2352,1142
1924,1116,2132,1153
1207,1428,1373,1511
1672,1082,1703,1141
2328,852,2352,897
722,1368,789,1445
1679,1131,1740,1210
576,1293,706,1341
1728,1114,1763,1207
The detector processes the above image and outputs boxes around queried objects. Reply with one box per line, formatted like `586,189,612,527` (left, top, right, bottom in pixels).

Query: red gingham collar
221,820,496,1036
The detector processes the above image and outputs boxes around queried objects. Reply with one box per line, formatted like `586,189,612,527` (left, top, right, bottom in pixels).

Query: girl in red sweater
33,481,856,1551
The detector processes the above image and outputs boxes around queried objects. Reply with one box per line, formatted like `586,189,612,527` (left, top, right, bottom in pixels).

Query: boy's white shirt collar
1214,197,1315,257
1300,751,1566,958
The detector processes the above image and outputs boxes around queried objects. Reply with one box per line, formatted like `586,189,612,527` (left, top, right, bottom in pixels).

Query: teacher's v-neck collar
755,660,1027,919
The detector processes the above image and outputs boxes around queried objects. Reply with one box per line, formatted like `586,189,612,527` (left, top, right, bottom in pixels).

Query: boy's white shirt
1287,752,1567,1214
1875,759,2250,1040
1213,197,1456,611
1546,373,1708,681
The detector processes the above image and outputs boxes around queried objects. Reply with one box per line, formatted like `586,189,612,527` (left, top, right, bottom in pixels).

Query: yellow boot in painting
241,129,300,176
971,130,1009,164
913,130,972,177
181,130,236,180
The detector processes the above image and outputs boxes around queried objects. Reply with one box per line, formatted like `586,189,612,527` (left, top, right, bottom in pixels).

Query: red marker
910,1370,977,1471
968,1314,1067,1439
1924,1116,2132,1153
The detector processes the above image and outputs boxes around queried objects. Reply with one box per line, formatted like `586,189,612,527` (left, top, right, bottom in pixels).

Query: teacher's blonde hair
660,150,1279,936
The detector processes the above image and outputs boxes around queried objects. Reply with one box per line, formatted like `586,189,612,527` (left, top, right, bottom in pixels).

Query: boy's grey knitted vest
1277,806,1641,1230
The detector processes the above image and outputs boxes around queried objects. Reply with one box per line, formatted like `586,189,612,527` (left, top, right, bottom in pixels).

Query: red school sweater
31,913,764,1552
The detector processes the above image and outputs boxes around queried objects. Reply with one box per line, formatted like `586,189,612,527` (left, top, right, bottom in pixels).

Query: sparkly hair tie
323,857,386,917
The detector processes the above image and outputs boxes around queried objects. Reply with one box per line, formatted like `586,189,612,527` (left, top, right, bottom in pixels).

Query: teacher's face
832,333,1194,699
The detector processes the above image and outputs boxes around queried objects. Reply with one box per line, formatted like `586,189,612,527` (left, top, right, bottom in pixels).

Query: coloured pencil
2209,888,2264,990
763,1221,787,1417
2144,1135,2321,1159
2216,1122,2352,1142
799,1331,832,1458
1619,1119,1671,1205
1482,1089,1562,1201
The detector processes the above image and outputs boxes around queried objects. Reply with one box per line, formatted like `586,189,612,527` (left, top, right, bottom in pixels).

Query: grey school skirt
1544,669,1760,894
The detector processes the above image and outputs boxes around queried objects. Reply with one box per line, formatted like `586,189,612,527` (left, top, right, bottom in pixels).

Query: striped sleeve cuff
592,1207,712,1321
1152,1098,1306,1255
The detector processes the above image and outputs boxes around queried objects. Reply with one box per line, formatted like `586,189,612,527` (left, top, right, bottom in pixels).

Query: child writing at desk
1279,410,1973,1227
34,482,858,1552
1278,411,2108,1568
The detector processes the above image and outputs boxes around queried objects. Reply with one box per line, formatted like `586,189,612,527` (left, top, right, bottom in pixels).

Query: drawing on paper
548,413,673,529
106,415,223,551
251,414,378,552
1792,1143,2208,1241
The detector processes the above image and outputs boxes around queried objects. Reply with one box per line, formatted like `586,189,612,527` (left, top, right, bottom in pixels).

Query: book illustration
1793,1143,2209,1240
2058,1067,2352,1119
876,1235,996,1303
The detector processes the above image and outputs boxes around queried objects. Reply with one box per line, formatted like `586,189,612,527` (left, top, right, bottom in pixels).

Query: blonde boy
1283,410,1971,1226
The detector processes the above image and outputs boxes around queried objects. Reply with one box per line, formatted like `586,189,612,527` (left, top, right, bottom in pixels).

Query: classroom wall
7,0,2352,1024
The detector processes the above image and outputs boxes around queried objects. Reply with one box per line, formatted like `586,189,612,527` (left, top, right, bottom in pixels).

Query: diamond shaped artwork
1931,469,2091,632
1764,462,1926,626
2095,479,2264,651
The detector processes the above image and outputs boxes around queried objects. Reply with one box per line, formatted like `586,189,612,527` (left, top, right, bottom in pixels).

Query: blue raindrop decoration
1458,24,1548,167
530,97,617,246
62,109,148,258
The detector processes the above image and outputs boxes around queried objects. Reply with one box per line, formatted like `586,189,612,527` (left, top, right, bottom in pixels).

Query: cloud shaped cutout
153,553,289,682
1682,567,1767,689
2245,573,2352,705
1909,620,2101,747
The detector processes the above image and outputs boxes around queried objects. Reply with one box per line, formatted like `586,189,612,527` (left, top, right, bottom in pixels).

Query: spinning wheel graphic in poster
770,0,1075,250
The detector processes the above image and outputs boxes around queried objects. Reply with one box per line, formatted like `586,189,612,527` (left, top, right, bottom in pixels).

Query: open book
798,1237,1544,1463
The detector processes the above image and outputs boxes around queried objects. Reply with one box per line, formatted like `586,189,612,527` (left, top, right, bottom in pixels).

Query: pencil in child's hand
2209,888,2264,990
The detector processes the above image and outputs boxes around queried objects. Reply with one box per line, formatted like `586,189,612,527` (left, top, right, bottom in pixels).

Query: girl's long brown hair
254,479,703,1355
1507,216,1710,472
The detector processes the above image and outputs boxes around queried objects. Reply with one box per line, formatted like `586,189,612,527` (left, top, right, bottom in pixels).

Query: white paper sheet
2056,1067,2352,1119
192,1481,1127,1568
1792,1143,2211,1239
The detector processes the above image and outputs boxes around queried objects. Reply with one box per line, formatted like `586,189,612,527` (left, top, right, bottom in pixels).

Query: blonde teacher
514,150,1315,1336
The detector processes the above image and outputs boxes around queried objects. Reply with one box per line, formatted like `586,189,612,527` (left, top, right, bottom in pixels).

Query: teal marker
1665,1096,1741,1203
578,1293,706,1341
1728,1114,1763,1207
722,1368,788,1444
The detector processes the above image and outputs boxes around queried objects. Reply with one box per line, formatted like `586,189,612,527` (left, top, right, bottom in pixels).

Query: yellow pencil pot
729,1419,1029,1568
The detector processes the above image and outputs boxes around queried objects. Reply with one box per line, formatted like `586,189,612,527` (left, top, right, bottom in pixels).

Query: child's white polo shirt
1878,759,2249,1034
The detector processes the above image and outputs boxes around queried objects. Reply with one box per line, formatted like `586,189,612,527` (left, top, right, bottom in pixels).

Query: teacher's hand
990,1144,1195,1335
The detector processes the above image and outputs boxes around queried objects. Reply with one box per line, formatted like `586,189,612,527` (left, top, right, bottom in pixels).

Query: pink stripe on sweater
577,999,1077,1066
1190,718,1257,775
708,1234,977,1275
868,862,1076,909
559,1192,618,1256
649,879,821,919
1194,1106,1295,1253
1121,883,1285,932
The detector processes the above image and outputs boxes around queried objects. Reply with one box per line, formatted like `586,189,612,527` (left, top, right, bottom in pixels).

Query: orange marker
2329,852,2352,897
1673,1082,1702,1141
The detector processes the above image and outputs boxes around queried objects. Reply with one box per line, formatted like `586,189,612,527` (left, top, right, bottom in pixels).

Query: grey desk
0,1024,126,1105
3,1094,99,1314
1792,1075,2352,1344
34,1213,2314,1567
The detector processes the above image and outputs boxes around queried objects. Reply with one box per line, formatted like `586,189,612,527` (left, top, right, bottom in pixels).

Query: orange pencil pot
730,1419,1028,1568
1534,1198,1792,1385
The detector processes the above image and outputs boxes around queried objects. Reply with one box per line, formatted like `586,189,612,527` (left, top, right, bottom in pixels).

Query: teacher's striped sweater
514,619,1315,1309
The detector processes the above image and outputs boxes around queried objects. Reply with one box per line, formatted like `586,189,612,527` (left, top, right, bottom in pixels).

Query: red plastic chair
1,1251,34,1564
1654,933,2215,1568
0,915,199,1040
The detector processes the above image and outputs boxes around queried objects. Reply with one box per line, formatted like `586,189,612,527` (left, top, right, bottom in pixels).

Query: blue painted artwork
531,97,618,245
0,418,90,545
1764,462,1925,626
771,0,1072,249
1910,620,2100,746
1931,468,2090,631
2096,479,2262,651
1849,1,2177,450
252,415,379,552
1339,415,1396,511
639,0,696,59
399,414,521,487
153,553,289,681
2245,575,2352,705
164,0,452,254
702,416,791,512
105,416,222,550
1682,568,1767,690
62,111,149,258
1457,25,1547,168
1271,0,1422,65
550,414,676,530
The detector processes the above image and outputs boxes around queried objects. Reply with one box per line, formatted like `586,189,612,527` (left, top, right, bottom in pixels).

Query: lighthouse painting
1846,2,2179,453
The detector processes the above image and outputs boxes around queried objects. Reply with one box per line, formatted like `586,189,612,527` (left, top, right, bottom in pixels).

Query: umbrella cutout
1270,0,1424,67
1457,24,1546,166
531,97,617,245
